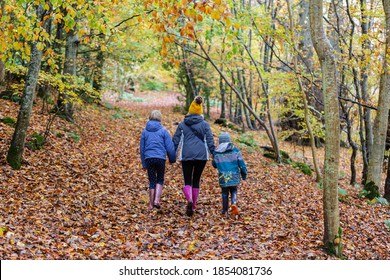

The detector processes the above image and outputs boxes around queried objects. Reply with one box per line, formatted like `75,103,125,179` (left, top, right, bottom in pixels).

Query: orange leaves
162,34,175,43
147,0,231,55
155,23,166,33
180,21,195,39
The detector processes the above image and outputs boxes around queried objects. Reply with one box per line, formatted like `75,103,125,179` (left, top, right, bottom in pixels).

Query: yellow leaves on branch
13,41,23,51
163,34,175,43
36,42,45,51
211,10,221,21
160,43,167,56
171,58,181,69
53,12,64,25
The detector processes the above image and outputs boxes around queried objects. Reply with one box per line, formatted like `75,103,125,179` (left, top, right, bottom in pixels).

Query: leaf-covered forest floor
0,91,389,260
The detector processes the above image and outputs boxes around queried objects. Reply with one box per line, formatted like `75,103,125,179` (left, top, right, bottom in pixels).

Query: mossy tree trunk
310,0,341,257
6,5,49,169
93,50,104,92
57,18,79,122
366,0,390,190
0,60,4,87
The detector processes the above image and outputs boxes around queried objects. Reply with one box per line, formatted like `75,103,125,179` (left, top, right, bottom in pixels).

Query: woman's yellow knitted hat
188,96,203,115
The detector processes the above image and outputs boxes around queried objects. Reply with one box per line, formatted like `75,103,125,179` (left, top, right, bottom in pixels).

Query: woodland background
0,0,389,259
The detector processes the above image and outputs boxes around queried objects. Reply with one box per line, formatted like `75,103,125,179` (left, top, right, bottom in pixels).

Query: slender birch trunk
310,0,341,257
361,0,374,183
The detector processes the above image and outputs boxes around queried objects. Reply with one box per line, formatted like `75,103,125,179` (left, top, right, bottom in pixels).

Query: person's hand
241,180,247,186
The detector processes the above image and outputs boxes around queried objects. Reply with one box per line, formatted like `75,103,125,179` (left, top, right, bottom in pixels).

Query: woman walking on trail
173,96,215,217
140,110,176,211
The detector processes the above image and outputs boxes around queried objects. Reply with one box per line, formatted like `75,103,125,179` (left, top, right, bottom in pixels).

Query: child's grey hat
219,132,231,144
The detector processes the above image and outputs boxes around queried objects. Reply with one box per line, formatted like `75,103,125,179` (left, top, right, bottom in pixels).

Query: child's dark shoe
221,210,228,218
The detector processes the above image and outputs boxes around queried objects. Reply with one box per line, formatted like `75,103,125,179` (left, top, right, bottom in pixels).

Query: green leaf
338,188,347,197
385,220,390,231
374,197,389,206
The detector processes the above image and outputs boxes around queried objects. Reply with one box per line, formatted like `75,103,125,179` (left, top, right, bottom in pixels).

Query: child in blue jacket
140,110,176,211
212,132,247,216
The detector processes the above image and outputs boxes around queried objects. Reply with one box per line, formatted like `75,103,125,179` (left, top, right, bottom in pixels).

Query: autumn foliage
0,91,389,260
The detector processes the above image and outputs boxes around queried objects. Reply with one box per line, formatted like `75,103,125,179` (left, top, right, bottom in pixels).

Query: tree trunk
344,0,363,185
6,5,49,169
361,0,374,184
219,74,226,119
385,111,390,200
298,0,314,72
287,0,322,183
310,0,341,257
366,0,390,189
181,48,197,110
0,60,4,87
54,19,64,74
93,50,104,92
385,153,390,200
57,26,79,122
0,0,5,86
229,71,234,122
237,68,253,129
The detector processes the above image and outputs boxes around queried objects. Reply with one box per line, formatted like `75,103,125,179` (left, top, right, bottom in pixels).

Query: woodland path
0,91,389,260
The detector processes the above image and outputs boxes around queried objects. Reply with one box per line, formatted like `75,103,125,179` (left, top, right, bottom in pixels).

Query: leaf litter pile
0,93,389,260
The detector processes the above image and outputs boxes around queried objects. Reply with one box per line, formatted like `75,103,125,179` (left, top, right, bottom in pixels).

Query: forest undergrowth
0,91,389,260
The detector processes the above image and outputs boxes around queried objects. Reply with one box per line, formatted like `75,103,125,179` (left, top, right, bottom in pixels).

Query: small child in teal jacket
212,132,247,216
